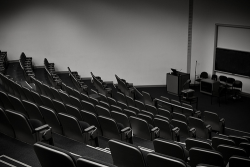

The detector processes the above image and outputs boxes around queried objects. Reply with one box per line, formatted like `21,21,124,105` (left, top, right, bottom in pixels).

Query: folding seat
182,103,196,117
171,119,196,142
0,107,15,138
39,106,63,135
98,116,133,143
153,117,177,140
58,90,71,105
203,111,225,134
189,147,224,167
80,110,102,136
30,89,44,106
52,99,68,114
154,114,169,121
145,104,157,116
157,97,172,111
135,100,146,110
89,96,99,106
140,110,154,118
65,104,83,121
42,83,54,99
69,95,83,110
153,138,188,162
99,101,110,110
77,156,116,167
128,105,140,114
107,97,117,106
117,101,127,110
22,86,35,103
30,77,42,94
243,136,250,141
72,88,82,100
8,79,21,97
146,152,188,167
0,90,14,110
40,95,56,111
130,116,160,141
36,80,47,96
15,82,28,100
58,113,98,146
173,112,187,123
5,109,53,144
185,138,213,151
111,111,131,128
217,144,247,164
34,142,77,167
126,95,135,107
239,142,250,156
229,156,250,167
110,105,123,113
8,94,29,117
141,91,154,106
116,92,127,104
22,100,45,124
158,108,172,120
109,139,147,167
96,105,111,117
137,113,153,125
115,75,135,99
188,116,212,139
228,135,249,146
212,136,235,150
81,100,97,115
123,109,137,117
98,93,108,103
171,99,182,114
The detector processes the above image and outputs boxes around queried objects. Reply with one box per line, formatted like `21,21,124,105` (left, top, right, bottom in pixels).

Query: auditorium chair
58,90,71,104
81,100,98,115
39,106,63,135
219,75,227,86
96,105,111,117
173,112,188,123
30,89,44,106
128,106,140,114
171,99,183,114
107,97,117,106
69,95,83,110
89,96,99,106
50,86,62,101
228,155,250,167
19,52,35,82
109,139,147,167
171,119,196,142
15,82,28,100
158,108,172,120
8,94,29,117
211,74,218,81
115,74,135,99
22,100,45,124
77,156,117,167
188,116,212,139
123,109,137,117
40,95,56,111
42,83,55,99
52,99,68,114
0,90,14,110
0,107,15,138
130,116,160,141
211,136,235,151
80,110,103,136
116,91,127,104
142,91,154,106
117,101,128,110
155,98,172,112
189,147,224,167
111,110,131,128
203,111,225,134
217,144,247,164
98,116,133,143
58,113,99,146
140,109,154,118
110,104,123,113
5,109,53,145
135,100,146,110
239,142,250,156
145,104,158,116
81,92,90,102
22,86,35,103
126,95,135,107
185,138,213,151
99,101,110,110
91,72,112,97
137,113,154,125
146,152,188,167
232,80,242,99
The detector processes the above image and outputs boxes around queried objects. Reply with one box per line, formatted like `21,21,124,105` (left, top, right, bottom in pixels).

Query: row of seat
0,51,7,74
115,74,135,99
44,58,62,88
19,52,35,82
91,72,113,97
68,67,89,94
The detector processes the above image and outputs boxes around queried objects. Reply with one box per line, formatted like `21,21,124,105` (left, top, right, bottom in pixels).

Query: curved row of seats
0,51,7,74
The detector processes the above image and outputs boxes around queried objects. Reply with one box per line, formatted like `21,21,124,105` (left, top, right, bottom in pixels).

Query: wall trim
134,85,166,88
8,60,19,63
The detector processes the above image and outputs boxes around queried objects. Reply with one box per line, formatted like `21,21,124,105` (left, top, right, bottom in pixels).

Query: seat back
153,117,172,140
189,147,224,167
34,142,77,167
96,105,111,117
171,99,182,114
107,97,117,106
80,110,102,135
50,87,62,101
0,90,14,109
217,144,247,163
40,95,55,111
203,111,221,133
42,83,54,99
39,106,63,135
228,135,249,146
171,119,189,139
30,90,44,106
153,138,186,161
229,155,250,167
22,86,35,103
98,116,121,140
52,99,68,114
135,100,146,110
58,90,71,104
212,136,235,150
130,116,151,140
5,109,35,144
128,106,140,115
239,142,250,156
158,108,172,120
200,72,208,79
188,117,207,139
111,111,130,128
173,112,187,123
69,95,83,110
147,152,187,167
142,91,154,106
81,100,97,115
65,104,83,121
126,95,135,107
22,100,44,124
109,139,147,167
77,156,115,167
8,94,29,117
145,104,158,116
116,92,127,104
0,107,15,138
185,138,213,151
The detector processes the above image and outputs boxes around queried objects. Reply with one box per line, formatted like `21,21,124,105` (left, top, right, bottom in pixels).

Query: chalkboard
215,48,250,77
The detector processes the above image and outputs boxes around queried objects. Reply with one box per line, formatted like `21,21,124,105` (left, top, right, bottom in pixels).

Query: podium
167,72,190,95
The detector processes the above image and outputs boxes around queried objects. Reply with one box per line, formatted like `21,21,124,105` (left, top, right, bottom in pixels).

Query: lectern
167,72,190,95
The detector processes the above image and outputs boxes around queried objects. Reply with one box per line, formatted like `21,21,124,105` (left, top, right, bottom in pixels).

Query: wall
0,0,189,85
191,0,250,93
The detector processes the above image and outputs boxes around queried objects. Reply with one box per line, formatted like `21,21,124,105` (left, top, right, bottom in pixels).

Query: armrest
189,128,196,138
121,127,131,133
220,118,225,124
172,127,180,133
84,125,96,132
35,124,50,132
195,110,201,118
206,124,212,132
172,127,180,141
151,127,159,132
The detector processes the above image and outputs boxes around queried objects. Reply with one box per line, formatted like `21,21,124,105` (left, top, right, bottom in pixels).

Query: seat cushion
79,121,90,131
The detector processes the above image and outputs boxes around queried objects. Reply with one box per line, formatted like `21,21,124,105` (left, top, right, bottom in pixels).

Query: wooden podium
166,72,190,95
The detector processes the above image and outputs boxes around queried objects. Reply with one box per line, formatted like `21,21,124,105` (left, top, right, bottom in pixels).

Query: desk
167,72,190,95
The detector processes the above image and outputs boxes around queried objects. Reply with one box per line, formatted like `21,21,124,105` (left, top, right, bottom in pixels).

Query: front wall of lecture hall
0,0,250,167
